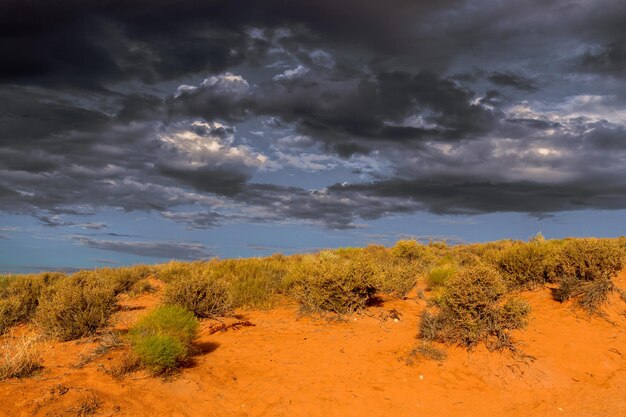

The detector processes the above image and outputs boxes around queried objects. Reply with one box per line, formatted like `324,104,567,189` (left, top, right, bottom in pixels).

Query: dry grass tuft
0,333,44,380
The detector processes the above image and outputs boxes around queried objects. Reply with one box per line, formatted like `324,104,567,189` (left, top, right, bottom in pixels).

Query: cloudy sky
1,0,626,272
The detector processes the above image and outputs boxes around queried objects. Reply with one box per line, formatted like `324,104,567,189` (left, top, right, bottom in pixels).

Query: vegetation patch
405,341,448,364
35,275,118,341
0,272,63,334
0,334,43,380
163,270,233,318
550,239,624,312
128,305,199,374
419,264,531,350
426,261,457,290
289,253,377,314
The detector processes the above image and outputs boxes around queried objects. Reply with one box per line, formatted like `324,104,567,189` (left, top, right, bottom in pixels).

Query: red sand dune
1,270,626,417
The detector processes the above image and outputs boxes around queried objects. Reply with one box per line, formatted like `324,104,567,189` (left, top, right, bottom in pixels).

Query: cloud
72,236,212,260
488,72,537,91
81,222,108,230
2,0,626,233
273,65,309,81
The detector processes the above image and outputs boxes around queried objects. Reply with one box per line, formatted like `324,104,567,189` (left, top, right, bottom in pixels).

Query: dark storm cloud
488,72,537,91
171,70,499,154
329,177,626,217
72,236,212,259
2,0,626,231
0,0,462,89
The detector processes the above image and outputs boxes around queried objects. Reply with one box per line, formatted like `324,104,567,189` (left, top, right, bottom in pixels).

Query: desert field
1,238,626,417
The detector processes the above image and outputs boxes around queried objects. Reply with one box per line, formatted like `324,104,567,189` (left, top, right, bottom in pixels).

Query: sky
1,0,626,272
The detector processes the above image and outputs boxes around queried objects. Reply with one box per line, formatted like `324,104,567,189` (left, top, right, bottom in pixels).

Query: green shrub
419,264,530,349
35,275,117,341
289,255,377,314
163,271,233,318
128,305,198,374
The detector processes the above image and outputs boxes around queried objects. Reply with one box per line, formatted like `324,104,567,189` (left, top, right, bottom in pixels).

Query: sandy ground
1,271,626,417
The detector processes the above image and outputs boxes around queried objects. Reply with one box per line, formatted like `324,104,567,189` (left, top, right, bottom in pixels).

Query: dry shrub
419,264,530,350
289,254,377,314
333,245,422,298
406,341,448,364
163,271,233,318
35,275,118,341
374,261,420,298
0,272,63,334
496,241,556,289
550,239,624,312
74,395,101,417
0,334,43,380
391,240,430,261
156,260,211,283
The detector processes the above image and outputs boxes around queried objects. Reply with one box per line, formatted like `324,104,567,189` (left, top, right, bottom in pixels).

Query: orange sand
1,271,626,417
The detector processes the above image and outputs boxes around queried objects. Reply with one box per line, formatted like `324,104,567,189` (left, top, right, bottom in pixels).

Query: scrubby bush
128,305,198,374
0,272,63,334
550,239,624,312
98,265,155,294
374,261,420,298
391,240,423,260
289,255,377,314
163,270,233,318
419,264,530,349
35,275,118,341
496,242,553,289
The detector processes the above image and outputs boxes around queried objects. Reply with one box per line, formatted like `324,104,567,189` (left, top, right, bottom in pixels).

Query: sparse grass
426,261,457,290
128,278,155,296
405,341,448,364
128,305,199,374
0,334,44,380
74,395,101,417
107,353,142,380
